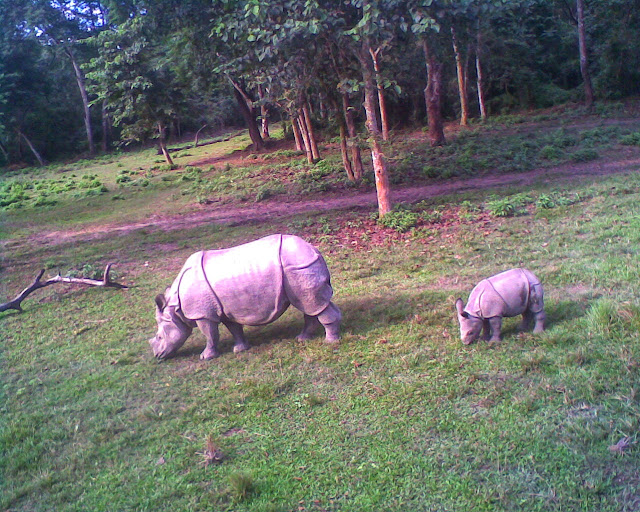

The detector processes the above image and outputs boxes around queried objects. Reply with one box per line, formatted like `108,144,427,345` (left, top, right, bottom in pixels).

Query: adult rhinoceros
150,234,341,360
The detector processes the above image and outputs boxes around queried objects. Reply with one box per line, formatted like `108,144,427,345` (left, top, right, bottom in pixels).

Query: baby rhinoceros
455,268,545,345
150,234,341,360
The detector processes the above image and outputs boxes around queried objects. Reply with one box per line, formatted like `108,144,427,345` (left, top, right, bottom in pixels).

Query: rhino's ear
455,298,469,318
155,293,167,311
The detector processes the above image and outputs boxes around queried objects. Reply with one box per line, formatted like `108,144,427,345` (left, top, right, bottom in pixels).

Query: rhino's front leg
223,320,250,353
482,319,492,341
296,314,321,341
196,319,221,360
486,317,502,343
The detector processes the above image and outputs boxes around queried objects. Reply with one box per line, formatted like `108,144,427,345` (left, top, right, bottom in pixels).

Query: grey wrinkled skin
150,234,341,360
455,268,545,345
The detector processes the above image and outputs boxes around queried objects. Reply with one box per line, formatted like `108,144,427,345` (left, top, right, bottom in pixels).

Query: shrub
377,207,419,232
571,148,599,162
540,145,563,160
620,132,640,146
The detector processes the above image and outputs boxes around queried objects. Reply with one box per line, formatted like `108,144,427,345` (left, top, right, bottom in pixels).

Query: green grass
2,107,640,511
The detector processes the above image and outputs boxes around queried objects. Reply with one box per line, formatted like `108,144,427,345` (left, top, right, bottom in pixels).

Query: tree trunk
291,116,304,152
158,122,174,166
422,39,446,147
17,130,46,166
231,84,265,151
369,46,390,141
0,139,9,162
476,28,487,121
451,26,469,126
342,93,364,180
338,116,355,181
101,101,111,152
576,0,594,108
302,102,320,161
358,41,392,217
297,113,314,164
65,47,95,155
194,124,207,147
258,84,270,139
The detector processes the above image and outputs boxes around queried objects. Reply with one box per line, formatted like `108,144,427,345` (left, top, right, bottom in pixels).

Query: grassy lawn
2,106,640,511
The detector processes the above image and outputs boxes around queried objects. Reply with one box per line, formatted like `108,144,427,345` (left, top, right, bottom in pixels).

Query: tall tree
85,16,186,165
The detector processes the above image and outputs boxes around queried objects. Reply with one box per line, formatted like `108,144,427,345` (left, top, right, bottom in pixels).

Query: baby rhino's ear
155,293,167,311
455,298,468,318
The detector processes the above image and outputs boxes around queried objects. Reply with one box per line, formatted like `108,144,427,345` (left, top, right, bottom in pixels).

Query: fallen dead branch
0,264,127,313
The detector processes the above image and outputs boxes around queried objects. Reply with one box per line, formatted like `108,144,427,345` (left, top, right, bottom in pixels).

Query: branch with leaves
0,264,127,313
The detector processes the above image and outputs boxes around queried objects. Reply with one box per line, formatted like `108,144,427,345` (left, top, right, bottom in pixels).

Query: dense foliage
0,0,639,167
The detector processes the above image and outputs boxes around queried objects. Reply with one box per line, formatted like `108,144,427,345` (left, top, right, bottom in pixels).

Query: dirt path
19,149,639,250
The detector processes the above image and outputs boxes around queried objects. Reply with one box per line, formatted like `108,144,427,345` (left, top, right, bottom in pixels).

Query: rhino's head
455,298,483,345
149,292,193,359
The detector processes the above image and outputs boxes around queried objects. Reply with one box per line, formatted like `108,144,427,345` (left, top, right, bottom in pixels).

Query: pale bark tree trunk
101,101,111,152
576,0,594,108
65,47,95,155
358,41,392,217
422,39,446,147
342,93,364,180
17,130,46,166
194,124,207,147
476,27,487,121
302,102,320,161
369,46,390,141
258,84,270,139
451,27,469,126
158,122,174,166
0,139,9,162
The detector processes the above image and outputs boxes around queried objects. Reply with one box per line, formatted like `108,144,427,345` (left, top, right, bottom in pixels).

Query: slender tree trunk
339,122,355,181
369,46,390,141
297,113,314,164
451,27,469,126
302,102,320,161
291,116,304,152
358,41,392,217
194,124,207,147
0,139,9,162
342,93,364,180
17,130,46,166
157,122,174,166
231,83,265,151
423,39,446,147
476,28,487,121
101,101,111,152
258,85,270,139
576,0,594,108
65,47,95,155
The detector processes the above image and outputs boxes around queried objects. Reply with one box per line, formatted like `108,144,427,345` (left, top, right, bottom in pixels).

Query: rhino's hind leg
519,310,533,331
532,310,546,334
196,319,221,360
317,302,341,343
296,314,321,341
223,320,250,353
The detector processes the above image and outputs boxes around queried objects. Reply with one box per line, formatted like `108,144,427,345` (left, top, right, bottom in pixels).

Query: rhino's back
466,268,535,318
199,235,288,325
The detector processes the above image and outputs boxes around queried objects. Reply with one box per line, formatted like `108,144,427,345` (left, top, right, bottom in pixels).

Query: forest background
1,0,639,215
